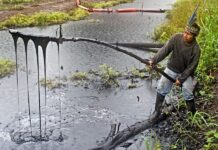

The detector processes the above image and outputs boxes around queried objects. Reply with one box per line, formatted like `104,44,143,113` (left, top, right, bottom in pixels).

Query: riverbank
0,0,133,30
153,0,218,149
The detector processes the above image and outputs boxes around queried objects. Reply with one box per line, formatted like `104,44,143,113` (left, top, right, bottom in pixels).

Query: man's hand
148,60,154,69
175,79,181,86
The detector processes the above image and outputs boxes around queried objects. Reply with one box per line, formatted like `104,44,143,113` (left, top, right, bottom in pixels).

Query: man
149,23,201,121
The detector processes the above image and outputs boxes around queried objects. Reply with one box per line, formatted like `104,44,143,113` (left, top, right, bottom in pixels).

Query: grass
69,7,89,21
0,8,89,29
70,71,88,81
99,64,121,87
40,78,64,90
69,65,150,88
127,82,137,89
0,59,16,78
81,0,134,9
187,111,217,129
0,0,134,29
130,67,146,78
204,130,218,150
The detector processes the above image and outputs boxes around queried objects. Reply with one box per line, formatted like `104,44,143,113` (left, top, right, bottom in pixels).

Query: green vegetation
40,78,64,90
177,97,186,109
1,0,33,4
99,64,121,87
127,82,137,89
153,0,218,149
187,111,217,129
70,65,150,88
68,8,89,21
204,130,218,150
127,67,148,88
71,71,88,81
0,0,33,10
0,8,89,29
0,59,16,78
0,0,135,29
144,135,161,150
130,67,146,78
170,139,186,150
169,111,218,149
81,0,134,9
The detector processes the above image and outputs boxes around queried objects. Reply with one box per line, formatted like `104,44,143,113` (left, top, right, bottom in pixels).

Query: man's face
183,31,195,43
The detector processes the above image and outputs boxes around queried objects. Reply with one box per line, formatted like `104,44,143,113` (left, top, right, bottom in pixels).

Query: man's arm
178,46,201,83
151,35,175,65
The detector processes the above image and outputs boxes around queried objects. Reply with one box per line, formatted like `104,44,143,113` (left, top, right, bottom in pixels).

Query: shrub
99,64,121,87
0,59,16,78
71,71,88,81
40,78,64,89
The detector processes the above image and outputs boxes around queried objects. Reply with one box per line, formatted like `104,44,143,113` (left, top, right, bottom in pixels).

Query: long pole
62,37,175,83
9,30,176,83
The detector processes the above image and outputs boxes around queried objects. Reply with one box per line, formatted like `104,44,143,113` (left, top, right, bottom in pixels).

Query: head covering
185,23,200,36
186,3,201,36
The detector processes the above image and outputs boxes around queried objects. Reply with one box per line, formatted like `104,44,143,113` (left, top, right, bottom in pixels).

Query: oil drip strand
32,36,50,139
32,37,42,139
57,42,63,141
40,37,49,136
22,35,33,136
11,32,21,127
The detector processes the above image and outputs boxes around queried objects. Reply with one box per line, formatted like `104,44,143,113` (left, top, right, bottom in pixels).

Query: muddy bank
0,0,76,21
0,0,107,21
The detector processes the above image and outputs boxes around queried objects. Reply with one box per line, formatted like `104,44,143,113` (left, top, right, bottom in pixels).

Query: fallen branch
103,124,117,144
91,118,157,150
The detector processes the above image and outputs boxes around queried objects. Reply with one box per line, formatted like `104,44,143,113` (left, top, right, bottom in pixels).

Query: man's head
183,23,200,43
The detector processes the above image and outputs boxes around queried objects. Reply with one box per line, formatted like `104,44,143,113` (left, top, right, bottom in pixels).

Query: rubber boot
186,99,196,115
150,93,165,123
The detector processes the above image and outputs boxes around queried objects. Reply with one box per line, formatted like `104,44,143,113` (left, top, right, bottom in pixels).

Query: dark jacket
152,33,201,83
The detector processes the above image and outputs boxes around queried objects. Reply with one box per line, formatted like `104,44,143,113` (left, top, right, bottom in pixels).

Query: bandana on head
185,24,200,35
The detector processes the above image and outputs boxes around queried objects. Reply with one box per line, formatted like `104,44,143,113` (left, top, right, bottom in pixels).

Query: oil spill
9,30,62,143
